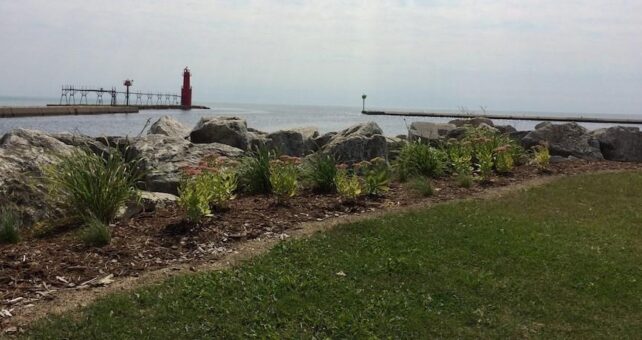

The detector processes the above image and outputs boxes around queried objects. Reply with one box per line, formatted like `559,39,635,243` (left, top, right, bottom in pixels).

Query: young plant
532,144,551,171
209,168,238,209
80,217,111,247
358,157,390,196
494,145,515,174
395,142,447,181
475,141,495,180
43,148,143,224
456,174,473,188
178,173,213,223
407,177,434,197
238,146,274,194
0,207,21,244
335,168,362,202
302,153,337,193
446,141,473,177
269,157,299,204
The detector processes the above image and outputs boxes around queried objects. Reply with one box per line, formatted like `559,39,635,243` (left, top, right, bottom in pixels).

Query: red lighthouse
181,67,192,108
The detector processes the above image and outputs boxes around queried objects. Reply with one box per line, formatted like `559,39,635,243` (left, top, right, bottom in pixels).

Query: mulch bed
1,160,641,327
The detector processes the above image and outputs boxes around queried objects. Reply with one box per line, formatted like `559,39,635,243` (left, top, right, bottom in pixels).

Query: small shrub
446,141,473,176
457,174,473,188
532,144,551,171
0,207,21,244
209,169,238,209
81,218,111,247
358,157,390,196
43,148,142,224
395,142,447,181
269,157,299,204
303,153,337,193
238,146,274,194
494,146,515,174
178,173,213,222
407,177,434,197
475,142,495,180
335,169,362,201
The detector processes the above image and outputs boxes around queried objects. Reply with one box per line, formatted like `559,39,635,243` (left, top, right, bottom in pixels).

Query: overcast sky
1,0,641,114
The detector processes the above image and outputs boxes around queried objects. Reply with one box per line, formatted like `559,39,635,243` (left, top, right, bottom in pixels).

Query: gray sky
1,0,641,114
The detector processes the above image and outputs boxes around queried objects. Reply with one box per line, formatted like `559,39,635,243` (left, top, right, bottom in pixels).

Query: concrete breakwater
0,105,210,118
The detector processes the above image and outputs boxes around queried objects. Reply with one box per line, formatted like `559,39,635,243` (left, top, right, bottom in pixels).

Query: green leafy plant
395,142,447,181
43,148,143,224
0,207,21,244
494,146,515,174
446,140,473,177
238,146,274,194
80,217,111,247
335,169,362,201
269,158,299,204
407,177,434,197
178,172,213,223
476,143,495,180
208,168,238,209
302,153,337,193
358,157,390,196
532,144,551,171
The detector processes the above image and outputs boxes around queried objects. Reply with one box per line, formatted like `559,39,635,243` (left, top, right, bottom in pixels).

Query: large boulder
267,127,319,157
448,117,494,127
190,116,252,150
386,136,406,161
592,126,642,162
314,131,337,148
322,122,387,163
148,115,190,138
0,129,76,225
521,122,603,160
408,122,456,142
128,134,243,194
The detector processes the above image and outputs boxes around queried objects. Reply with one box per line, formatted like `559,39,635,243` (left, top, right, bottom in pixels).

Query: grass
25,172,642,339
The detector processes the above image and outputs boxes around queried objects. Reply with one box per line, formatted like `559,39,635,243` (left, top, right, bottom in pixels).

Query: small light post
123,79,133,106
362,94,367,113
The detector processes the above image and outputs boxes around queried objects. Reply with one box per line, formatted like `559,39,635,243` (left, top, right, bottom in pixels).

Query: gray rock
267,127,319,157
148,115,190,138
190,116,252,150
322,122,387,163
314,131,337,148
0,129,76,225
446,127,468,140
386,136,406,161
129,134,243,194
592,126,642,162
117,191,179,220
496,125,517,134
408,122,456,142
449,117,495,127
522,122,603,160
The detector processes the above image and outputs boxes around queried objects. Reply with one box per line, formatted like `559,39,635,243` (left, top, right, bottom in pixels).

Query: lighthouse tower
181,67,192,107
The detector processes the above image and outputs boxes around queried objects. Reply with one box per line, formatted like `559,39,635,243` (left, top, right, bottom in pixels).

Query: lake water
1,96,641,137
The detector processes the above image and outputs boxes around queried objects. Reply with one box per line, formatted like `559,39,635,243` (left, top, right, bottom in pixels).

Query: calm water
1,96,640,137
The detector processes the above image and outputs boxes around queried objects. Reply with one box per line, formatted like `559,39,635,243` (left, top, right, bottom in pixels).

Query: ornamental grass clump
269,156,300,204
357,157,390,196
80,217,111,247
335,167,362,202
302,152,337,193
395,142,447,181
0,207,21,244
407,177,434,197
44,148,143,224
238,146,274,194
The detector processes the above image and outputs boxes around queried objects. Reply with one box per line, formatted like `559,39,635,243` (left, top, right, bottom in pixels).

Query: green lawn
25,172,642,339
